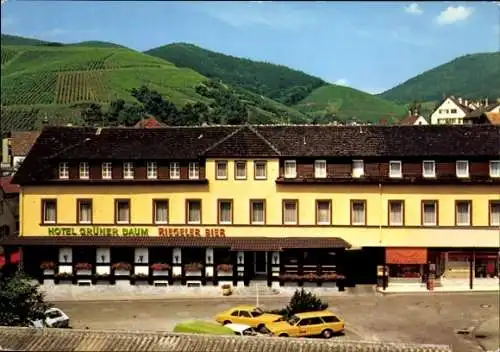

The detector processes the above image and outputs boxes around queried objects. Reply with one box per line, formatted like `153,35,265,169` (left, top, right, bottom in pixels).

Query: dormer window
102,162,112,180
58,162,69,179
314,160,327,178
456,160,469,178
189,162,199,179
79,162,89,179
489,160,500,178
123,162,134,179
422,160,435,178
389,161,402,178
284,160,296,178
147,162,157,179
352,160,364,178
170,162,180,179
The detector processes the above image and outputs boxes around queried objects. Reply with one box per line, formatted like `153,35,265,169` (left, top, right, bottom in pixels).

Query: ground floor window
388,264,422,278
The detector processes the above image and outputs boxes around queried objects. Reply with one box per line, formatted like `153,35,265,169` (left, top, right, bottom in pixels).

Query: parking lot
55,292,499,352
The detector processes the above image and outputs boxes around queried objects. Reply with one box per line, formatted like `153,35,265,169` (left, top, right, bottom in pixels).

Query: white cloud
404,3,423,15
333,79,349,86
436,6,474,25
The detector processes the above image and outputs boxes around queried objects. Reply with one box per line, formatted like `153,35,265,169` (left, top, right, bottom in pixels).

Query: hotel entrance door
254,251,267,277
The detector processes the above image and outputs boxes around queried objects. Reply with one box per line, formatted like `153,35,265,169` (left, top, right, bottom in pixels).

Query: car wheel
257,324,267,333
322,329,333,339
223,320,231,325
279,333,289,337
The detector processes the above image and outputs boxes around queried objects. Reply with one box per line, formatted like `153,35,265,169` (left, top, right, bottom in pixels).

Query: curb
376,289,499,295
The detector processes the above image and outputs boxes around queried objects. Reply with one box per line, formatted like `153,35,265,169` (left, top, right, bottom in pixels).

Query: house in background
430,96,499,125
399,113,428,125
1,131,41,176
463,102,500,125
133,116,166,128
0,176,20,238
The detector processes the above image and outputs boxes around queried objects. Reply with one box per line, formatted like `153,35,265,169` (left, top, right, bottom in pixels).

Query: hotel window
42,199,57,224
455,200,471,226
153,200,168,224
235,161,247,180
284,160,297,178
115,199,130,224
254,161,267,179
351,200,366,225
170,162,180,179
58,162,69,179
352,160,364,178
422,201,438,226
216,161,228,180
489,160,500,178
389,161,402,178
388,200,404,226
123,162,134,179
187,200,201,224
456,160,469,178
250,200,265,224
218,200,233,224
314,160,327,178
189,162,199,179
283,200,298,225
102,162,112,179
79,162,89,179
77,199,92,224
422,160,435,178
147,162,157,179
316,200,331,225
490,201,500,226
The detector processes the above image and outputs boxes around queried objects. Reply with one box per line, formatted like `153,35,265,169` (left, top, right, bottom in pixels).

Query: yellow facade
20,159,500,249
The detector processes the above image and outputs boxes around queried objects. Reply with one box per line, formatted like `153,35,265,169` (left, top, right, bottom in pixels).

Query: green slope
379,52,500,103
145,42,325,105
295,85,406,122
0,34,54,46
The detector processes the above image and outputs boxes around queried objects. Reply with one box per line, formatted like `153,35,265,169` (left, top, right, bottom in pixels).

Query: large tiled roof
9,131,41,156
12,125,500,184
0,327,453,352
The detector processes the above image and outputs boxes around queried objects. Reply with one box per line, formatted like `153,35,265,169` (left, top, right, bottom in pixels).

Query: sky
1,1,499,94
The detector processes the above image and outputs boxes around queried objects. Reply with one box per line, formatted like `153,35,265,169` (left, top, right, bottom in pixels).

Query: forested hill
379,52,500,103
145,43,326,106
0,34,53,46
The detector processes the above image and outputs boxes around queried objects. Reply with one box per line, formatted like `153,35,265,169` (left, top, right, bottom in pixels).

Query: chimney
42,115,49,126
485,97,489,106
464,99,468,106
458,97,462,104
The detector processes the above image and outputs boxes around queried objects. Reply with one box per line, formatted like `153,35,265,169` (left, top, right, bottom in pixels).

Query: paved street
54,292,499,352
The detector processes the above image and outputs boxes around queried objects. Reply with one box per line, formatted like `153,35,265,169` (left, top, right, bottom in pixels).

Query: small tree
286,288,328,315
0,272,52,327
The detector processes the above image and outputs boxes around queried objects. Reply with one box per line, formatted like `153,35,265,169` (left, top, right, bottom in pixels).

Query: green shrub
267,288,328,318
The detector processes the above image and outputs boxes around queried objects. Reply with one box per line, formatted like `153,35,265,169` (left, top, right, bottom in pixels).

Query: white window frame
216,161,228,180
284,160,297,179
102,162,112,180
78,200,92,224
235,161,247,180
490,202,500,226
422,201,437,226
187,200,201,224
389,160,402,178
352,160,364,178
388,201,404,226
58,162,69,179
254,161,267,180
218,200,232,224
422,160,436,178
283,200,298,225
314,160,327,178
153,200,168,224
188,162,199,180
316,200,331,225
79,162,89,179
351,201,366,226
147,162,158,179
455,201,471,226
42,200,56,224
250,200,265,225
115,200,130,224
456,160,469,178
170,162,180,179
489,160,500,178
123,162,134,180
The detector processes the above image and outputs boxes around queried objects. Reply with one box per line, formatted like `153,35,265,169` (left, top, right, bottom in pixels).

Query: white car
225,323,270,336
29,308,70,328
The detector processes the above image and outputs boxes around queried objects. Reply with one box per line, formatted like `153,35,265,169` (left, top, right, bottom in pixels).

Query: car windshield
287,315,300,325
251,308,264,317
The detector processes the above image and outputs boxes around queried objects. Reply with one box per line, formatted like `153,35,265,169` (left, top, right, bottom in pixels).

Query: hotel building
1,124,499,289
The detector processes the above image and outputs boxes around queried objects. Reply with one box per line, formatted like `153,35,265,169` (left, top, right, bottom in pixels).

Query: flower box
40,261,55,270
75,262,92,270
216,264,233,273
43,269,55,276
112,262,132,271
184,262,203,273
114,269,131,276
152,270,169,276
150,263,171,271
76,269,92,276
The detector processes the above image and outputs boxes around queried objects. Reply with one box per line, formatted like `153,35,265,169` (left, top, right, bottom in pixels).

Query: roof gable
10,131,41,156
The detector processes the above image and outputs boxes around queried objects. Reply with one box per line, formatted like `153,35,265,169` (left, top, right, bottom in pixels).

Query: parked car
29,308,70,329
225,323,270,336
215,305,282,332
265,310,344,338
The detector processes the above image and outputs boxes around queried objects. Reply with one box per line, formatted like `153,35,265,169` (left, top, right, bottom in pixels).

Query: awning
0,236,351,251
386,248,428,264
0,250,21,268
